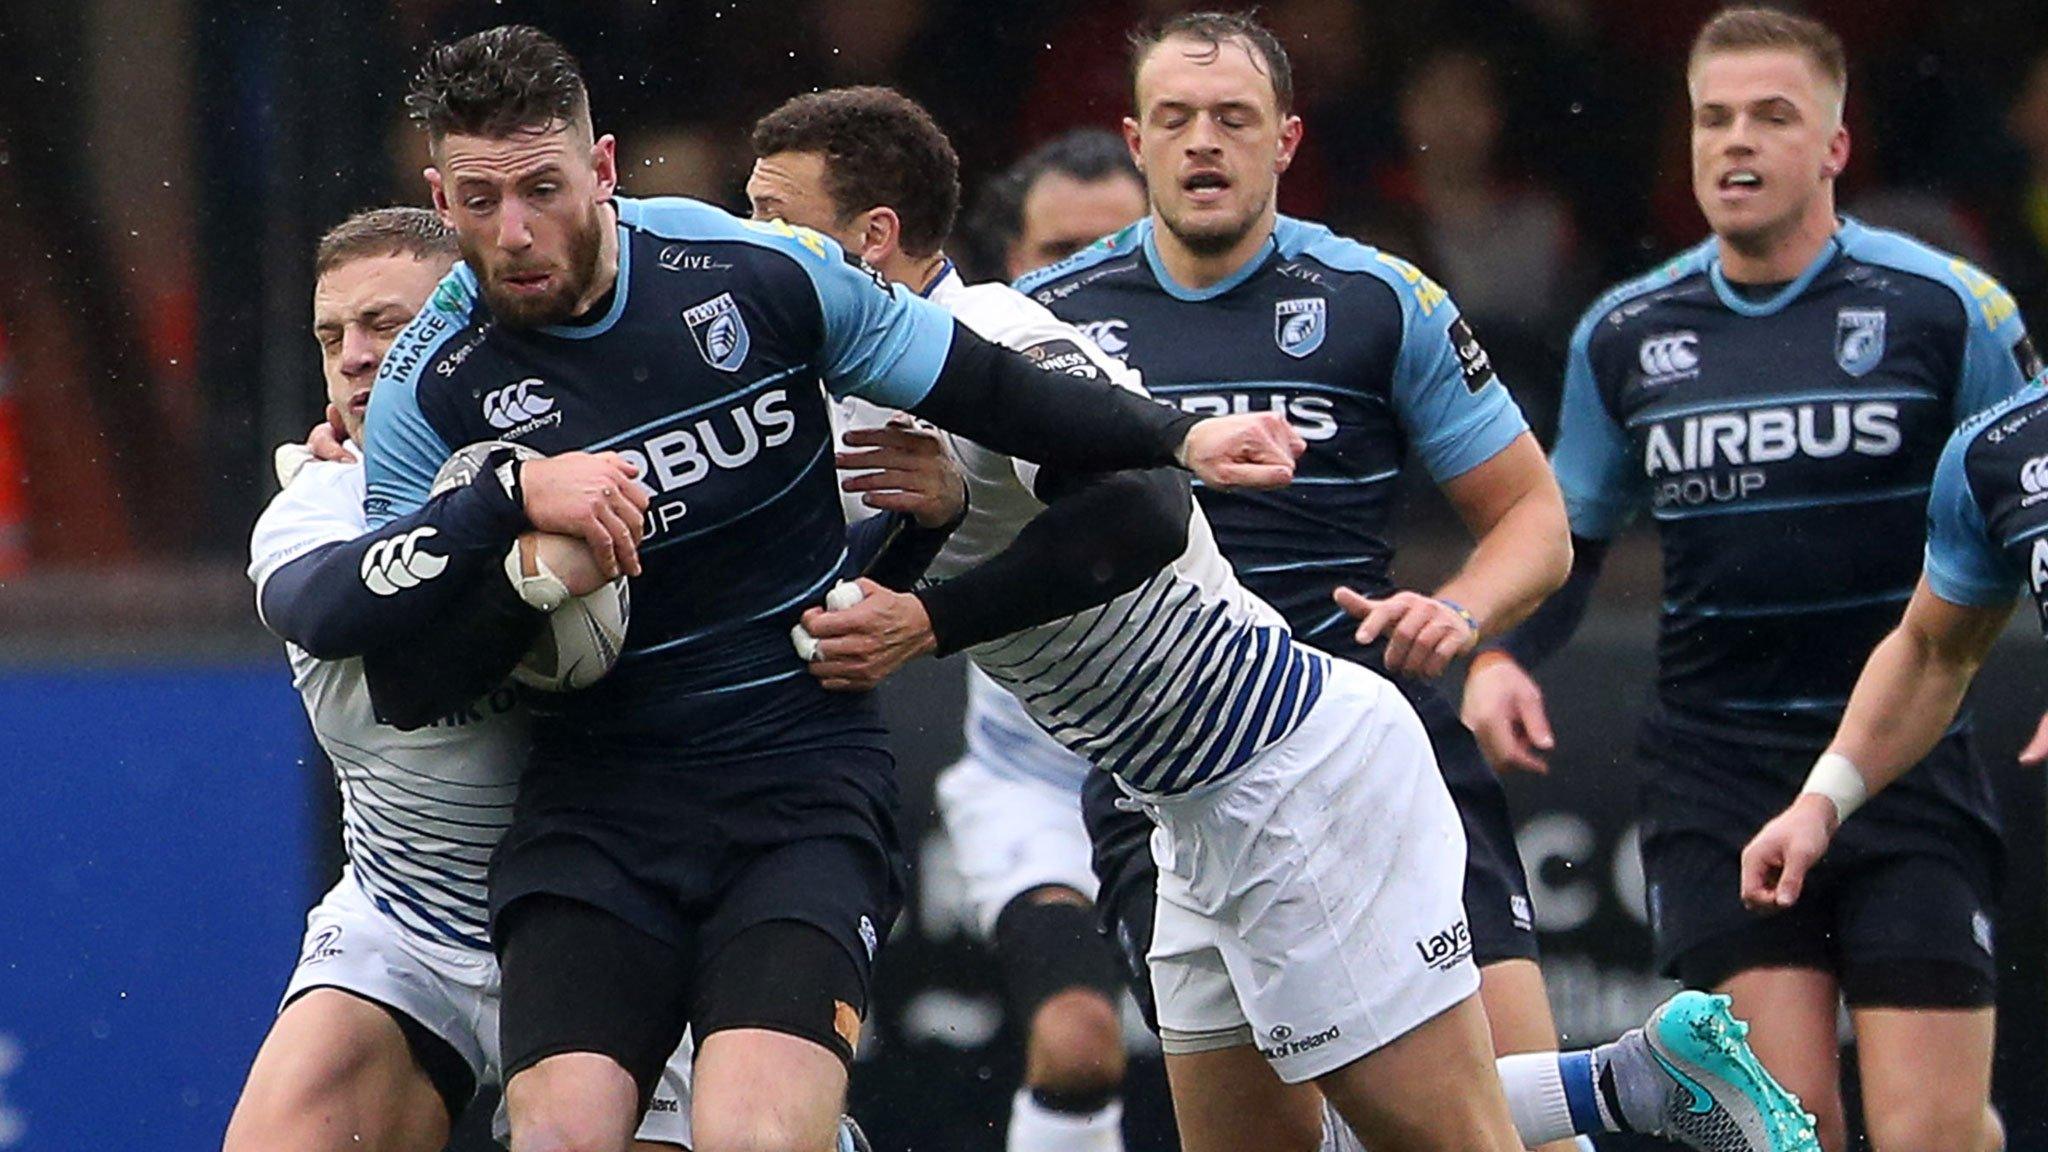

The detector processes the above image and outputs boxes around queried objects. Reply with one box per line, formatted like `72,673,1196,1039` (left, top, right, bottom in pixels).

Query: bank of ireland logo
1275,297,1326,358
1638,331,1699,384
1836,306,1887,377
684,292,751,372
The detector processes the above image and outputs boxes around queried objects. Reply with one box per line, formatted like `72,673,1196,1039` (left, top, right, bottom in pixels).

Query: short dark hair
1689,7,1847,106
314,207,458,277
749,86,960,258
960,129,1141,275
406,25,592,149
1128,10,1294,115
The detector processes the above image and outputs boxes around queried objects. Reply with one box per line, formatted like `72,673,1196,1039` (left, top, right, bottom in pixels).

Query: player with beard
264,26,1304,1152
1465,10,2037,1151
754,82,1819,1152
234,206,699,1152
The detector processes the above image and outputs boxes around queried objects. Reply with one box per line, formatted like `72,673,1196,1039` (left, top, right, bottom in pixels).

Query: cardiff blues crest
1835,306,1886,377
1275,297,1327,359
684,292,751,372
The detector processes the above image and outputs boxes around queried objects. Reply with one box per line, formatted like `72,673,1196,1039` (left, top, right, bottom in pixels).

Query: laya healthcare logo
1413,918,1472,972
484,378,554,430
361,527,448,596
1638,331,1700,385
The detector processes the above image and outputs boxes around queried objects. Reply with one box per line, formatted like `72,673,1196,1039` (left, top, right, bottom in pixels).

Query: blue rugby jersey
1016,215,1529,661
362,196,955,759
1550,217,2036,753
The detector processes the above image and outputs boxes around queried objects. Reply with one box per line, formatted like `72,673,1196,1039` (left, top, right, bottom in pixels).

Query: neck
572,201,621,316
1150,207,1276,290
1716,195,1839,283
882,250,951,294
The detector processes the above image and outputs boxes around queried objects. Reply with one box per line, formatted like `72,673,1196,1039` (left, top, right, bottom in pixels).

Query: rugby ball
431,441,630,691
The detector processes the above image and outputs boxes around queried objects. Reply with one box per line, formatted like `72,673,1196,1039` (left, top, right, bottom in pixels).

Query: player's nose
340,330,381,379
496,200,535,251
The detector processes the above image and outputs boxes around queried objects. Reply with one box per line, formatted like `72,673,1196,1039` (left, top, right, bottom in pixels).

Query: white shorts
936,756,1099,939
282,870,694,1147
1141,659,1478,1084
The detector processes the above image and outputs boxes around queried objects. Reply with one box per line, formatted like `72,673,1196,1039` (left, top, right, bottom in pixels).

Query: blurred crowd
2,0,2046,568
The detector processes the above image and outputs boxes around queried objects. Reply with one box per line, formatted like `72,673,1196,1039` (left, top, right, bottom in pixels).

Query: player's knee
1026,987,1127,1096
690,1112,829,1152
1864,1096,2000,1152
224,1037,395,1152
505,1056,639,1152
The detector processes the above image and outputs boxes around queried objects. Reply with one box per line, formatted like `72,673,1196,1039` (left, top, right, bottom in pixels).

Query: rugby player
746,94,1140,1152
1003,12,1796,1150
1741,371,2046,906
232,206,693,1152
265,26,1303,1152
759,81,1817,1152
1464,10,2038,1151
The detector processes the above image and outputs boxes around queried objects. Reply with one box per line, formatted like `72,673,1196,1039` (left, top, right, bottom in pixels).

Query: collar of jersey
1706,220,1849,318
1142,223,1277,301
538,216,633,340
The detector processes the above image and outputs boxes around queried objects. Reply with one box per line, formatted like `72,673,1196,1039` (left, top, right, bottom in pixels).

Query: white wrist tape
791,581,867,662
504,537,572,612
1800,751,1869,825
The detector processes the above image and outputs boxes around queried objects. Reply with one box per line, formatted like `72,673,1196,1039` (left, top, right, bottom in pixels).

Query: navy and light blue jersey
1552,217,2037,752
1926,381,2048,628
1016,214,1528,658
362,195,956,760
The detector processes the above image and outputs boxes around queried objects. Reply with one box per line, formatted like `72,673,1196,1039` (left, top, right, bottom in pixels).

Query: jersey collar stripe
538,219,634,340
1142,226,1277,302
1707,231,1842,317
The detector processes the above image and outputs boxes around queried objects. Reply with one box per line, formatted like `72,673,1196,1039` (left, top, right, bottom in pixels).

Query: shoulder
947,282,1057,341
619,194,857,284
380,265,484,395
1952,381,2048,470
250,460,366,571
1572,241,1716,357
1837,217,2018,334
1014,220,1148,301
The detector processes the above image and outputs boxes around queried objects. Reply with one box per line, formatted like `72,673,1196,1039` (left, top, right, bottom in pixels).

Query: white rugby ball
431,441,631,692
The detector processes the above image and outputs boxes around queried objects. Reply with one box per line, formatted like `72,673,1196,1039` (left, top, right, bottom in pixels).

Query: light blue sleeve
1922,425,2019,607
739,219,956,409
1951,261,2037,422
361,313,460,527
1385,269,1529,484
1550,312,1638,540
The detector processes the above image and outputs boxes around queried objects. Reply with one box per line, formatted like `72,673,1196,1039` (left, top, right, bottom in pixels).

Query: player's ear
424,167,454,225
590,133,619,199
1823,121,1850,181
861,207,900,268
1123,118,1144,172
1275,114,1305,174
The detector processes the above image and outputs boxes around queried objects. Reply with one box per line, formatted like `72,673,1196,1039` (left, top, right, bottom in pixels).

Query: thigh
1852,1006,1998,1151
497,894,696,1104
692,1029,847,1152
700,833,903,1022
1715,966,1845,1141
225,987,452,1152
1314,994,1520,1152
1835,850,1998,1010
1164,1043,1324,1152
1649,832,1835,985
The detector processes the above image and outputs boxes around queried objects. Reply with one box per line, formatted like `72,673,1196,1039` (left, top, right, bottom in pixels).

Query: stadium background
2,0,2047,1148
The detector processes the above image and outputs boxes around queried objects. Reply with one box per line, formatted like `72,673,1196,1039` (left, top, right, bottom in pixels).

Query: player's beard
1158,183,1272,258
470,200,606,328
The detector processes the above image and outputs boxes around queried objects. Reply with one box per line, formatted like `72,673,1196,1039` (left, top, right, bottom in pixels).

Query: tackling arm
1430,433,1573,639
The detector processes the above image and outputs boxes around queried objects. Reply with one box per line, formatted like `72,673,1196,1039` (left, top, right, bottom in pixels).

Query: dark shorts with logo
1082,679,1539,1033
1639,723,2000,1008
490,744,906,1083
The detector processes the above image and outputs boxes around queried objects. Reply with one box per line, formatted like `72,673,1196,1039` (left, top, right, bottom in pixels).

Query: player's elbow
1114,472,1193,572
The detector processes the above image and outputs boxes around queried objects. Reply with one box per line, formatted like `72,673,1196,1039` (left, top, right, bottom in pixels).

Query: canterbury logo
484,378,554,429
2021,455,2048,495
361,527,448,596
1639,332,1699,380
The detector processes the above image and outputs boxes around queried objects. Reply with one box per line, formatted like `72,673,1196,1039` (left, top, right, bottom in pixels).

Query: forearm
908,325,1196,475
260,475,529,659
364,574,543,730
844,508,965,592
1432,489,1574,641
917,468,1191,655
1478,535,1608,671
1827,625,1985,797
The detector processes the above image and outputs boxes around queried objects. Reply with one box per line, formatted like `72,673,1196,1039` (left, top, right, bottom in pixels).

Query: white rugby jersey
248,459,525,950
885,272,1327,795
